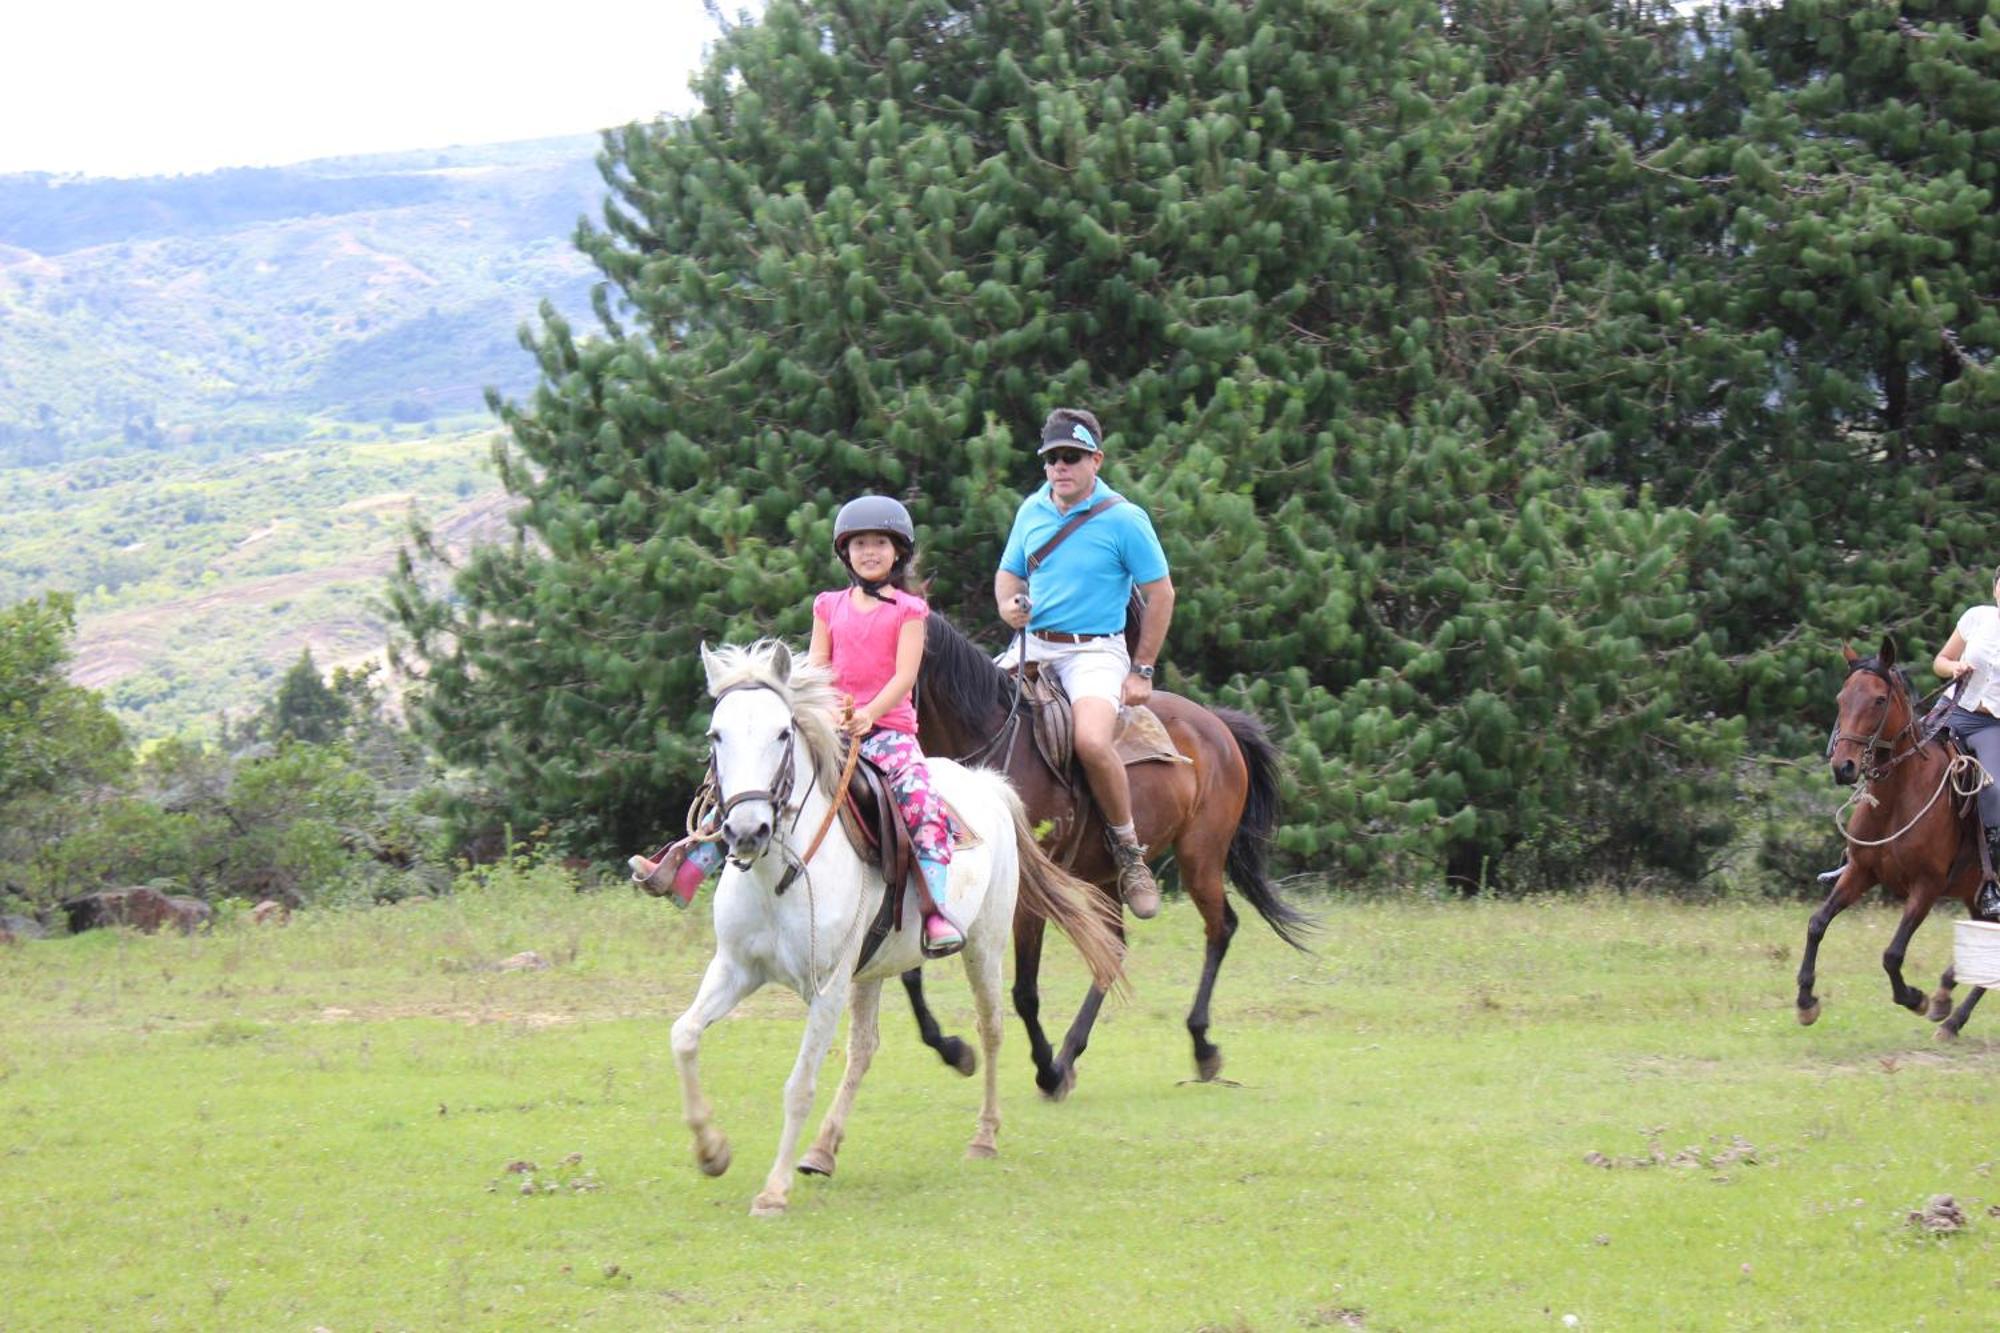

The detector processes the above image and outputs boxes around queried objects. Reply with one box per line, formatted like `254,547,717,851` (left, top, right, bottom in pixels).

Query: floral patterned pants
860,729,954,866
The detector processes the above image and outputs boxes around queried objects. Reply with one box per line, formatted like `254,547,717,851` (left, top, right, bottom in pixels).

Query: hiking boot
921,912,964,959
1115,840,1159,920
1978,879,2000,923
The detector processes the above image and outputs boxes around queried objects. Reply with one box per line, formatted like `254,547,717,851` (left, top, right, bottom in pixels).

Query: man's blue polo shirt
999,481,1169,636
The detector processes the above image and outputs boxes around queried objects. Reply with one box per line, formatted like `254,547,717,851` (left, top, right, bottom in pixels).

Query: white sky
1,0,737,178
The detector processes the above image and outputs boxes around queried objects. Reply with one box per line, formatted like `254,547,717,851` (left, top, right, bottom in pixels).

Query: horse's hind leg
799,978,883,1179
964,933,1007,1159
1940,985,1987,1040
671,954,764,1179
900,967,976,1076
1797,873,1868,1024
1928,965,1958,1023
1179,832,1239,1082
752,984,848,1216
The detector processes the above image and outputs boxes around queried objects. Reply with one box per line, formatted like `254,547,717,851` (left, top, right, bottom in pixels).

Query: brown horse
901,612,1313,1097
1801,638,1988,1037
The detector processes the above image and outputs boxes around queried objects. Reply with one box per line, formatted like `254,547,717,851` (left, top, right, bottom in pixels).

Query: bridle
1830,662,1925,782
704,679,862,894
707,680,806,869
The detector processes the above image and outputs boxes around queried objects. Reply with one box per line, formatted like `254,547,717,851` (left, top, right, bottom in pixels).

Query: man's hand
999,592,1031,631
1121,672,1153,707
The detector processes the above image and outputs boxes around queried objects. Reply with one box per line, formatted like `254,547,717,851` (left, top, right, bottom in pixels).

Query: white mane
704,639,847,793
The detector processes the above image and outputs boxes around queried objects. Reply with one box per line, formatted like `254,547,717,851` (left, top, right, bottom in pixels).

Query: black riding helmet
831,495,916,557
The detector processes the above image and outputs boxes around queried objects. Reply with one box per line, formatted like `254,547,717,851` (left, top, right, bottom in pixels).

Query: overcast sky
2,0,737,178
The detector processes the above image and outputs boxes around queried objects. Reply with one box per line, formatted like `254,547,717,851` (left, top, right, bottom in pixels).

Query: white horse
673,640,1125,1216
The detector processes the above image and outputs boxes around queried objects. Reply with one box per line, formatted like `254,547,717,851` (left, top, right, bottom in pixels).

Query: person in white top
1932,568,2000,919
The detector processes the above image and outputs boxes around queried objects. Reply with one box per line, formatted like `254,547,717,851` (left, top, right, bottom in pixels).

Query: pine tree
399,0,2000,890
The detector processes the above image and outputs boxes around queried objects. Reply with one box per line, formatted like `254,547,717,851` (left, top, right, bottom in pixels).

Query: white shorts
994,633,1130,704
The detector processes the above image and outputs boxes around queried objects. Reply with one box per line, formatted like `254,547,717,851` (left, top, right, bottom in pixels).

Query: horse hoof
1195,1050,1224,1083
1796,1002,1820,1027
696,1135,732,1178
965,1140,997,1160
749,1193,787,1217
946,1039,977,1078
796,1147,836,1177
1936,1024,1960,1043
1038,1064,1076,1103
1927,995,1952,1023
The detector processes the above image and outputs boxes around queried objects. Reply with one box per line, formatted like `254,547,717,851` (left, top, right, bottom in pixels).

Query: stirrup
921,913,964,959
1977,880,2000,923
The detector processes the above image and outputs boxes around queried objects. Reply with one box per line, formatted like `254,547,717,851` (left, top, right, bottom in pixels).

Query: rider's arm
1936,629,1972,681
1130,576,1174,670
807,609,833,667
857,618,925,729
996,569,1030,629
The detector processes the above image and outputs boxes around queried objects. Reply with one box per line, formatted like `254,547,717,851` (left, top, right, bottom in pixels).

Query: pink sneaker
921,912,963,958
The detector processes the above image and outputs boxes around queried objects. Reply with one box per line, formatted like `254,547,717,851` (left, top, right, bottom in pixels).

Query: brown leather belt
1031,629,1116,644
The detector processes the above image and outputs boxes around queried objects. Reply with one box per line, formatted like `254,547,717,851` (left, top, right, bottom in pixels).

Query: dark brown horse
901,612,1313,1097
1802,638,1988,1038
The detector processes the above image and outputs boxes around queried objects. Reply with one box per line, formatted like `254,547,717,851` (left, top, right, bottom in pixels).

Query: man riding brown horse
994,406,1175,919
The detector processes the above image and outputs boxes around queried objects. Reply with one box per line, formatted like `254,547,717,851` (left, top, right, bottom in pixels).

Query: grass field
4,878,1998,1330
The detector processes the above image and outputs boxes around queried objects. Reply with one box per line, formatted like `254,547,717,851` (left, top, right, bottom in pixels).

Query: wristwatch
1132,664,1155,680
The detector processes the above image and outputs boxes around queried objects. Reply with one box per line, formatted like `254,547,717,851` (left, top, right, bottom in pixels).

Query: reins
707,681,870,996
1832,668,1989,849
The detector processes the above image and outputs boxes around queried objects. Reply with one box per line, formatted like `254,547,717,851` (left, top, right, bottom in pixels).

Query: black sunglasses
1043,449,1091,466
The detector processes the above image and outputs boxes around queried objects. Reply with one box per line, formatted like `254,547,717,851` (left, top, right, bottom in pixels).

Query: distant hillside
0,136,608,464
0,429,512,738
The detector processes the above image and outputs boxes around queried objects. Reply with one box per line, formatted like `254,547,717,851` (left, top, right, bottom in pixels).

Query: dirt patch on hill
70,490,515,693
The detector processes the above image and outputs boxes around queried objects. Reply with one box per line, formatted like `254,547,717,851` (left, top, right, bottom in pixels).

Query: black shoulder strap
1026,497,1124,573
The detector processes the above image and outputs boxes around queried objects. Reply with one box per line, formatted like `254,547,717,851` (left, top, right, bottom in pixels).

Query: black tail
1216,706,1315,952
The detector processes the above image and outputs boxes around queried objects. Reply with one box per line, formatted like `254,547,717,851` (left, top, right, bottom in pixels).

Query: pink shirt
813,587,929,734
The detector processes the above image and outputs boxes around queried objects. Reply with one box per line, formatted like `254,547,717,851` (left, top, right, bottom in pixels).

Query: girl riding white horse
672,639,1124,1215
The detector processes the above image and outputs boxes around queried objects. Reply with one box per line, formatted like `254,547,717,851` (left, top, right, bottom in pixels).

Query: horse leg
670,954,764,1179
1940,986,1987,1040
1796,872,1868,1025
1880,894,1935,1015
799,978,882,1179
1927,964,1958,1023
900,967,975,1076
751,984,849,1216
964,928,1007,1159
1048,982,1109,1103
1186,899,1239,1083
1010,910,1063,1096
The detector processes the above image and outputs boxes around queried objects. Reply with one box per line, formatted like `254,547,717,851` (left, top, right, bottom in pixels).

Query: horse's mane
704,640,848,794
921,612,1013,726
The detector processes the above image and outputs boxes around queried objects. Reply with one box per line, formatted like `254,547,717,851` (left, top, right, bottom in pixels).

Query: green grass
4,887,1999,1329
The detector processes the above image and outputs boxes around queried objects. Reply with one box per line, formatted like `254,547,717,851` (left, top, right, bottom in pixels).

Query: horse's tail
1002,786,1128,997
1215,706,1316,952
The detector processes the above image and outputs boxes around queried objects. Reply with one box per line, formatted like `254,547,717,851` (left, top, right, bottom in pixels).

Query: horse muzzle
723,810,773,866
1829,756,1859,786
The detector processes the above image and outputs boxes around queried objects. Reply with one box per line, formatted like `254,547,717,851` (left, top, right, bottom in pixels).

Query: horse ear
700,641,726,696
1879,633,1898,670
1842,642,1859,666
768,640,793,682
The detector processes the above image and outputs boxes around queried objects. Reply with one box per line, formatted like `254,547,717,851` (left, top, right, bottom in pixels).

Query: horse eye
779,727,793,744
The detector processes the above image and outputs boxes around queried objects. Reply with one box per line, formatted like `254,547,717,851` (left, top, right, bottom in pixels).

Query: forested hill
0,136,604,462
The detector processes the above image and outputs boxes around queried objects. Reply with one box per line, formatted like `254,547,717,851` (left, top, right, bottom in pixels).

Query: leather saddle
835,756,977,970
1013,661,1190,865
